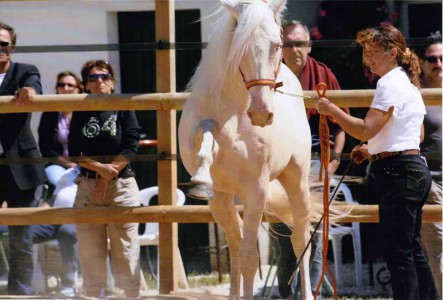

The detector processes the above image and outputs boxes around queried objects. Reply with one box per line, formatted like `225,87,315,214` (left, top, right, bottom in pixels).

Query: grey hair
281,20,310,41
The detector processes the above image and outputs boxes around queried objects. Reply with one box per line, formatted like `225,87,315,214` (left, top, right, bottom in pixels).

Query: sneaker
59,287,76,298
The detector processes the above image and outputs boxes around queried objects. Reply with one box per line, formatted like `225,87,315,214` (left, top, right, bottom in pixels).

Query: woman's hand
350,144,371,164
313,97,333,116
97,163,119,180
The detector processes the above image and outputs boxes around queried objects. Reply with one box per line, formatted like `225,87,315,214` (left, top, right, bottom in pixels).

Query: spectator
314,25,438,300
34,71,84,297
418,31,442,299
38,71,83,185
0,21,48,295
68,59,141,298
272,20,348,299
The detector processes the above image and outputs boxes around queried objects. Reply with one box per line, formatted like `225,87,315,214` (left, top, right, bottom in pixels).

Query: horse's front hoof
187,182,214,200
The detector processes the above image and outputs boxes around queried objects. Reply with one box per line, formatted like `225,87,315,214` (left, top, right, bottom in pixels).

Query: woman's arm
77,158,119,180
314,97,393,142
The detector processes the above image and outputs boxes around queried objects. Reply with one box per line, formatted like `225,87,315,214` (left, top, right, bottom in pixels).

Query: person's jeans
292,231,322,300
0,165,37,295
272,223,295,298
368,155,438,300
272,223,322,299
32,224,78,289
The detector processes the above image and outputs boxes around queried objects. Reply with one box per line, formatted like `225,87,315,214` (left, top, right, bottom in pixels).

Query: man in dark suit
0,21,47,295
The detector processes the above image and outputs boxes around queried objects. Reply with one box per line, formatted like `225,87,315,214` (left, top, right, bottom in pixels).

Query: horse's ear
221,0,241,19
269,0,286,15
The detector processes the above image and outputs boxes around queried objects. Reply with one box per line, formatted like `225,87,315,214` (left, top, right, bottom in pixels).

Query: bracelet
331,153,341,163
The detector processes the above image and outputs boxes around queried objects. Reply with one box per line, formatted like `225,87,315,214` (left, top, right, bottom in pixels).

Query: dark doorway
408,2,442,38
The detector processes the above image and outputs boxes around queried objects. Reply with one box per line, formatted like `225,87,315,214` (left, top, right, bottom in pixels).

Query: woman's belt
371,149,420,162
80,167,135,179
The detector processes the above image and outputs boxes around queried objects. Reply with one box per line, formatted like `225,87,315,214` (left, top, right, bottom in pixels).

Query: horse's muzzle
247,111,274,127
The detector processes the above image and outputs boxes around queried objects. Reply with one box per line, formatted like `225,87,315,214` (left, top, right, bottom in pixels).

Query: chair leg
0,241,8,273
178,249,188,289
331,235,344,288
139,269,148,291
352,230,363,288
106,257,115,293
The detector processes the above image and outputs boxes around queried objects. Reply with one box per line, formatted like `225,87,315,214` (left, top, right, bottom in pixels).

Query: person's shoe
59,287,76,298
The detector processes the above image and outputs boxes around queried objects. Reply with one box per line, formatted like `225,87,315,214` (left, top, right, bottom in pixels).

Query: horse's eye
276,44,282,51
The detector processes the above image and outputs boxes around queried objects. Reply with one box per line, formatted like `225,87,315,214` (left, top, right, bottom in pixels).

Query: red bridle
239,49,284,91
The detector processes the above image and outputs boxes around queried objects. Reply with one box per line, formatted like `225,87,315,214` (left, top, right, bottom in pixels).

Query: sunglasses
0,41,10,48
57,83,77,88
283,41,312,48
424,55,442,63
87,73,112,82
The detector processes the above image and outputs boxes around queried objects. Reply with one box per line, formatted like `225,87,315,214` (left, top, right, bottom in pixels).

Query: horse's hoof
187,182,214,200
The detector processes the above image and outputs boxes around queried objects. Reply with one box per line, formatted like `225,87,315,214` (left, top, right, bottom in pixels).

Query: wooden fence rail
0,88,440,112
0,205,439,226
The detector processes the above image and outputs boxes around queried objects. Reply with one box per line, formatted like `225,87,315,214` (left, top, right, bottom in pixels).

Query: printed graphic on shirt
102,114,117,136
82,114,118,138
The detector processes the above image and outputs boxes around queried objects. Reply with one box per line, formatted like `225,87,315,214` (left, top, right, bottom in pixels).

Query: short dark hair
0,21,17,48
418,31,442,59
80,59,116,87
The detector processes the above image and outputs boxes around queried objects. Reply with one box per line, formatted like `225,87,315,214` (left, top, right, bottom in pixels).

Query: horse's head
223,0,286,127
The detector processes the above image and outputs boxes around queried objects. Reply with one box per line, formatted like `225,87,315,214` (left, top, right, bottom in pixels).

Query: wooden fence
0,88,441,294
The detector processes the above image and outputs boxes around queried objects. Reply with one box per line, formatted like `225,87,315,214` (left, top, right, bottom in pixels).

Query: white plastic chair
138,187,189,289
328,179,363,288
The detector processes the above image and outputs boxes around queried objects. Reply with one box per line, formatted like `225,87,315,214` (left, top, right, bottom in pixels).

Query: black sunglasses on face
57,83,77,88
0,41,10,48
424,55,442,63
87,73,112,82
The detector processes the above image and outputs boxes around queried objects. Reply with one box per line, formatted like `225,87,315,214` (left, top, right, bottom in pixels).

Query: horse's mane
187,1,283,108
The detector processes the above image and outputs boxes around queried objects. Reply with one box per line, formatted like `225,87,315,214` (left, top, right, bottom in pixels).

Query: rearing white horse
178,1,315,299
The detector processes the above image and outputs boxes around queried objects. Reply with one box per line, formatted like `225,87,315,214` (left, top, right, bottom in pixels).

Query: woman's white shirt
368,66,425,155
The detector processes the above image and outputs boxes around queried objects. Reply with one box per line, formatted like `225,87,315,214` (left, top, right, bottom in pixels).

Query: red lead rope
313,83,338,300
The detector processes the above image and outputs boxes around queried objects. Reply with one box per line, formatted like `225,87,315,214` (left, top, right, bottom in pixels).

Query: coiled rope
314,82,338,300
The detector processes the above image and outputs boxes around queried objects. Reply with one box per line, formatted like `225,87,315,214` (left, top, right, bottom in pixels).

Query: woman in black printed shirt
68,60,141,298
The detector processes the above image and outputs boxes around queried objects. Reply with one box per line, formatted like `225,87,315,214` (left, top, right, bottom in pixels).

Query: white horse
179,1,316,299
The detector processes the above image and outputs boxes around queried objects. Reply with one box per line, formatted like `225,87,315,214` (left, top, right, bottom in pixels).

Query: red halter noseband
239,50,284,91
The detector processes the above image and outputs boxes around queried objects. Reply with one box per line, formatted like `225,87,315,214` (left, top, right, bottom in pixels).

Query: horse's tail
264,175,359,236
307,177,355,230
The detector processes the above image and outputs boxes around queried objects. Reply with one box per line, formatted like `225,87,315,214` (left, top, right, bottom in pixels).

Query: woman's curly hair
356,25,421,88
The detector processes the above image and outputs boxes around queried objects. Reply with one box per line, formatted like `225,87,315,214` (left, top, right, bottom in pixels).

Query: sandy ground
139,262,392,300
0,262,393,300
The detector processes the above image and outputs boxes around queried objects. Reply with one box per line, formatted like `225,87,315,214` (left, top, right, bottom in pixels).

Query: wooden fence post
155,0,178,294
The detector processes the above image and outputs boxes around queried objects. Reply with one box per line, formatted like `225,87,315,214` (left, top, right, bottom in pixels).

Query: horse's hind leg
188,119,219,200
279,167,314,300
209,191,242,300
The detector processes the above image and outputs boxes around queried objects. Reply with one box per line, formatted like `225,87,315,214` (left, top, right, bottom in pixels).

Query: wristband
331,153,341,163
